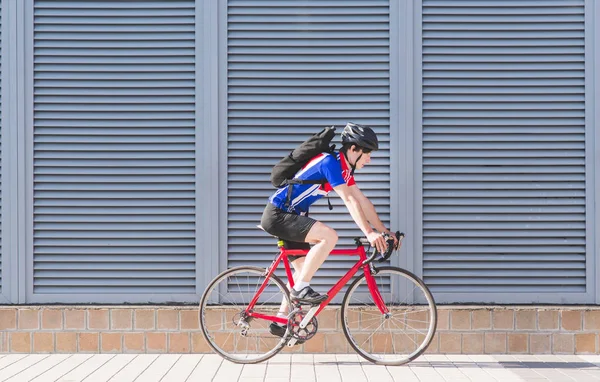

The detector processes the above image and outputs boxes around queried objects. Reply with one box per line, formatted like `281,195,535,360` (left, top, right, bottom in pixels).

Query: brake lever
394,231,405,250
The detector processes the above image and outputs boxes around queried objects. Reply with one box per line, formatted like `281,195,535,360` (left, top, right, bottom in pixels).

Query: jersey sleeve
321,154,347,188
346,173,356,187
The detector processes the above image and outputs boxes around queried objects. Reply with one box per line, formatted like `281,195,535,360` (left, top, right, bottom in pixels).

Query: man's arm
333,183,387,254
349,184,399,248
349,184,388,233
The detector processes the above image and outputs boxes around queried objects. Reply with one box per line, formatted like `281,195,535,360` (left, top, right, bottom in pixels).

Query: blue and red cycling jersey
269,151,356,215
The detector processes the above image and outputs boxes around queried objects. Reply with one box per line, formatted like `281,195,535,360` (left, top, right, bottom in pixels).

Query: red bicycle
199,231,437,366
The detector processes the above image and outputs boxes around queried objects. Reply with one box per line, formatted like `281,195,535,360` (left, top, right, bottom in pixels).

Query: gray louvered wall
422,0,586,293
227,0,391,292
33,0,196,295
0,2,2,295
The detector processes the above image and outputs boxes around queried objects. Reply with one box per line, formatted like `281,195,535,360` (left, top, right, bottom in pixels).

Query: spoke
359,319,387,349
404,332,420,348
389,316,403,331
396,283,418,306
204,322,225,329
234,275,245,306
234,331,240,354
257,333,273,353
360,317,384,330
256,285,284,306
405,318,430,324
384,323,390,354
386,316,408,329
216,290,241,309
358,310,387,318
350,294,378,307
403,320,427,336
389,323,397,355
388,319,417,354
221,330,234,352
395,308,431,315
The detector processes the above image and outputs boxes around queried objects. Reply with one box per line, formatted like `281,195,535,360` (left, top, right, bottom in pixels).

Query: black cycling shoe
268,322,304,345
290,286,328,305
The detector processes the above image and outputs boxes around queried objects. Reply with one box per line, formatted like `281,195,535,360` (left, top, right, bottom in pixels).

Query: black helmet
341,122,379,151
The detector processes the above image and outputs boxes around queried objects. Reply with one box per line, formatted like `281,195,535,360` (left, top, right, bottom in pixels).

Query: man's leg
284,222,338,304
276,257,305,318
297,221,338,283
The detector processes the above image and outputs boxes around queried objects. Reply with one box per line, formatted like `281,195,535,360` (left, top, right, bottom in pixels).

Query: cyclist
260,122,399,339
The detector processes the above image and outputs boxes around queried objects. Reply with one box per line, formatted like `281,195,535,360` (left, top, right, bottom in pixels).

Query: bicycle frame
245,245,389,326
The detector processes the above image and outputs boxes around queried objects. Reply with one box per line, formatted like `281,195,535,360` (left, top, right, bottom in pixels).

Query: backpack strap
282,178,327,210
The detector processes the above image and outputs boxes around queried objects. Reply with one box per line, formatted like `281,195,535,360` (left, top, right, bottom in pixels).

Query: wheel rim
200,267,291,363
342,267,437,365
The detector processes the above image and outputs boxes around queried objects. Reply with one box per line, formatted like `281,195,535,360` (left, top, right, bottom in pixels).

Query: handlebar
355,231,405,265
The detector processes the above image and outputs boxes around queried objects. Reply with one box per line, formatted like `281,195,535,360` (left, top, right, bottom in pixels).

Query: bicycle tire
340,266,437,366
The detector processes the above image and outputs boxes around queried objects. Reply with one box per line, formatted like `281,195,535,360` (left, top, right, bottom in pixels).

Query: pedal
299,306,319,329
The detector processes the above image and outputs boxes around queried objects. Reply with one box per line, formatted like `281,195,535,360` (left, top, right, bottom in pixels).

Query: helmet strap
349,153,361,175
342,144,361,174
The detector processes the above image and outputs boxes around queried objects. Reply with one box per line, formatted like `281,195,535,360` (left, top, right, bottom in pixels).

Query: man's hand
367,232,388,254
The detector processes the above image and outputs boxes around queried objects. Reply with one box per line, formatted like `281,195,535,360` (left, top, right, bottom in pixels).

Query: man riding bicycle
260,122,399,338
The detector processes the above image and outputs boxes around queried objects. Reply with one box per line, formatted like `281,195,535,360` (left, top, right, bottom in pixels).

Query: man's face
354,149,372,170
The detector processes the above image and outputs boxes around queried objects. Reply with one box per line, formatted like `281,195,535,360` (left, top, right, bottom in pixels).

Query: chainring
288,309,319,341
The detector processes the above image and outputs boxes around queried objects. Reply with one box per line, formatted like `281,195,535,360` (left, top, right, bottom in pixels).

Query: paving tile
108,354,159,382
160,354,202,382
291,354,316,382
0,355,50,382
240,363,267,379
30,354,93,382
131,354,180,382
360,363,393,382
446,354,500,382
213,359,244,382
83,354,137,382
266,355,291,380
467,354,527,382
386,365,420,382
336,354,367,382
408,363,446,382
186,354,222,381
0,355,28,371
4,354,69,382
58,354,116,382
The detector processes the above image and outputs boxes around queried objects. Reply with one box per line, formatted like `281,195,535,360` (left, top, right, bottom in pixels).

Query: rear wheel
199,266,292,364
341,266,437,366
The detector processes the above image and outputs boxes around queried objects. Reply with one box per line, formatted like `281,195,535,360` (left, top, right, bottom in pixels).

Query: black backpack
270,126,337,209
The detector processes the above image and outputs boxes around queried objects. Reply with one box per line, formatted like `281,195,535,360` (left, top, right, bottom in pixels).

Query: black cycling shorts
260,203,316,262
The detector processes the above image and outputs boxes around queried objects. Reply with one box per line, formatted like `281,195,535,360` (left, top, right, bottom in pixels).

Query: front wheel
341,266,437,366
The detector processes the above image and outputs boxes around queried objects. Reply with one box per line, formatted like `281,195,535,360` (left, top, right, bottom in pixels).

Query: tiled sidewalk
2,353,600,381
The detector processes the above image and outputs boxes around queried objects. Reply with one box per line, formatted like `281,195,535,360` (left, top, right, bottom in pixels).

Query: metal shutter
422,0,586,293
33,1,196,296
0,2,2,294
227,0,391,292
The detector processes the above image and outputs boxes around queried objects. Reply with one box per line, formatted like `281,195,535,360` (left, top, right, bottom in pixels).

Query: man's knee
323,226,338,247
306,222,338,247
